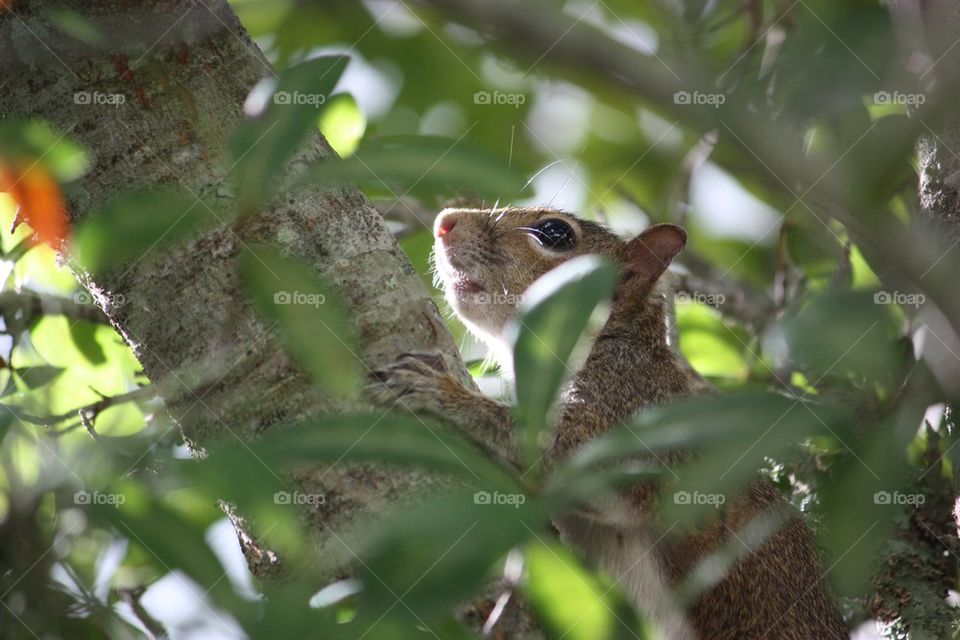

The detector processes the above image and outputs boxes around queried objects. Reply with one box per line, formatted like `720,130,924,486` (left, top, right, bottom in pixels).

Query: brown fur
370,207,848,639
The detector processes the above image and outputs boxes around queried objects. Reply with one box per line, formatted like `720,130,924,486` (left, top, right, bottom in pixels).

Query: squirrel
370,207,848,640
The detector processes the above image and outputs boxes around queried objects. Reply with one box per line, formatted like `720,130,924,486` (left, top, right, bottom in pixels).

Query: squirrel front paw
367,351,459,416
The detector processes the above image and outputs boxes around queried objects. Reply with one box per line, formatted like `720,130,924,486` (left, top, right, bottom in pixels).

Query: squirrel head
432,207,686,355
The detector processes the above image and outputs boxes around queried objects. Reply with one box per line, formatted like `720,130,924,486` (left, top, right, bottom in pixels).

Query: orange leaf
0,162,70,247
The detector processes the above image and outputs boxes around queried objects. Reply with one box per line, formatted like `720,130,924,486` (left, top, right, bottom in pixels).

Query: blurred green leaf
46,8,104,45
819,413,915,598
676,303,748,380
557,391,850,523
297,135,527,201
775,1,894,122
778,288,905,385
241,245,360,396
0,120,88,182
230,55,348,209
200,413,519,493
511,256,619,470
319,93,367,157
0,373,15,398
0,411,14,445
524,541,653,640
243,583,344,639
784,217,843,281
15,365,65,389
68,323,107,365
361,489,545,619
72,189,208,273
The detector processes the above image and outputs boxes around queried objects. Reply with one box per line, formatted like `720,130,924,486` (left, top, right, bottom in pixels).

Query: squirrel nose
435,211,460,241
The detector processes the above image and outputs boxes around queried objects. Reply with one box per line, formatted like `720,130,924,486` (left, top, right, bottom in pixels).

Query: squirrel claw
397,351,448,373
366,352,451,414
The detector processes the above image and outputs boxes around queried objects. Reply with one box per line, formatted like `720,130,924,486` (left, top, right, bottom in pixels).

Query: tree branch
676,252,777,330
6,386,155,439
0,290,111,326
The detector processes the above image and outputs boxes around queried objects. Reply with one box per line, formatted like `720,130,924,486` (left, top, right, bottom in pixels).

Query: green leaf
361,489,545,619
318,93,367,157
0,120,88,182
241,245,360,396
510,256,619,469
555,391,850,523
296,135,526,201
819,412,915,598
0,372,16,398
230,55,348,209
242,583,346,639
524,541,653,640
47,8,104,46
676,302,749,380
15,365,65,389
543,461,664,514
68,322,107,365
201,413,519,492
72,189,208,272
777,288,904,385
0,411,14,445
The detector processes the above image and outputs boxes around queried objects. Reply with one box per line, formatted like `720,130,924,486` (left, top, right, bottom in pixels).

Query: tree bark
1,0,474,596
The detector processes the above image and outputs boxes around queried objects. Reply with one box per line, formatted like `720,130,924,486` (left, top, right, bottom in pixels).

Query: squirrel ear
623,223,687,286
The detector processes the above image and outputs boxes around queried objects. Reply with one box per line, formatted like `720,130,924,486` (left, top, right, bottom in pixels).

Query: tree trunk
0,0,472,594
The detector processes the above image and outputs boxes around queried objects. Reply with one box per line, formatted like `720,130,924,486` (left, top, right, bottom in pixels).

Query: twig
676,252,776,330
117,587,169,640
5,386,156,439
0,289,111,325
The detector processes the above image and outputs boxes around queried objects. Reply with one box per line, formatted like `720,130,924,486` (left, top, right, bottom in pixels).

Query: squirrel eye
529,218,576,251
